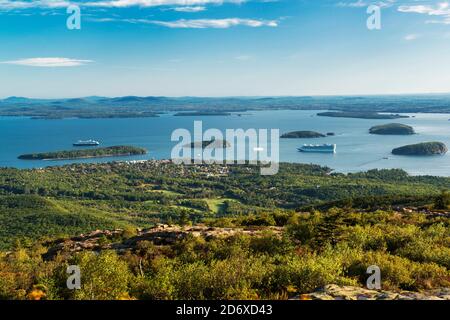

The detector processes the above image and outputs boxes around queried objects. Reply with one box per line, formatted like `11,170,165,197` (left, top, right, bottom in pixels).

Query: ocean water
1,110,449,176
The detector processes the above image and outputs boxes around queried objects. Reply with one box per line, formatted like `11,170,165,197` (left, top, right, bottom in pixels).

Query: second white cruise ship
298,144,336,153
73,139,100,147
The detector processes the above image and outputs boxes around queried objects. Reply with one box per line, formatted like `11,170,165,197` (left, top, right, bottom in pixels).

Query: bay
1,110,449,176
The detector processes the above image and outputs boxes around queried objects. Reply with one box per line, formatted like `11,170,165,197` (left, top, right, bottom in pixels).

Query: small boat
298,144,336,153
73,139,100,147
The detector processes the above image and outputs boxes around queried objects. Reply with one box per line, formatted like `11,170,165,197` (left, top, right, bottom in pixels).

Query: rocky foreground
42,224,283,260
296,284,450,300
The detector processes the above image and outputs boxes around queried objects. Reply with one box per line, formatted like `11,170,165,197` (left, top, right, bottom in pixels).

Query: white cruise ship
73,139,100,147
298,144,336,153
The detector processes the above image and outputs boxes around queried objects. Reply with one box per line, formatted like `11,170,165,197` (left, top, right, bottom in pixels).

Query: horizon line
3,91,450,100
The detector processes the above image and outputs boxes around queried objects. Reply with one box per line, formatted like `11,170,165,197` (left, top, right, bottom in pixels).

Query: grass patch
204,198,238,214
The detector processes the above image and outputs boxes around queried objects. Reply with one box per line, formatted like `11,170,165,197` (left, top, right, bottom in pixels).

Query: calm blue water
1,110,450,176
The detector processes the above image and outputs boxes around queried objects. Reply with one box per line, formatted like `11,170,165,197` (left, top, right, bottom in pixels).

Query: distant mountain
110,96,144,103
104,96,169,104
2,96,35,103
65,98,90,104
0,96,105,105
3,94,450,115
83,96,107,102
143,96,169,102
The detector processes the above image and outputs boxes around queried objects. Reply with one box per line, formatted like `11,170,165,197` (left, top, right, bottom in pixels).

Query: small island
317,111,408,120
392,142,448,156
174,112,231,116
281,131,326,138
184,139,231,149
369,123,415,135
18,146,147,160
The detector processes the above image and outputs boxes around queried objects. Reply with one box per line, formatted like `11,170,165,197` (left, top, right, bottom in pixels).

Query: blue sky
0,0,450,98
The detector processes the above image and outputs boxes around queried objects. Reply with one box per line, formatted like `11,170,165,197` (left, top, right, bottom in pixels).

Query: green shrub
348,251,450,291
287,253,357,293
70,251,132,300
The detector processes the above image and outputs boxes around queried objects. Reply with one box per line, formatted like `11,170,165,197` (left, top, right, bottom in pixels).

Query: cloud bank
0,0,248,10
398,2,450,25
90,17,278,28
1,57,93,67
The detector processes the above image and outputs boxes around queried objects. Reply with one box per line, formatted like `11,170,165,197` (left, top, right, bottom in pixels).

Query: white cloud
398,2,450,15
427,18,450,25
1,57,93,67
235,55,251,60
337,0,396,8
0,0,248,10
152,18,277,28
398,2,450,25
404,33,420,41
337,0,369,8
88,17,117,22
172,6,205,12
83,0,246,8
0,0,70,10
91,17,278,28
